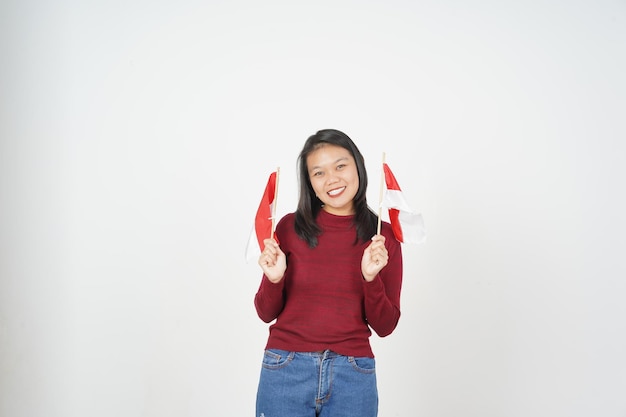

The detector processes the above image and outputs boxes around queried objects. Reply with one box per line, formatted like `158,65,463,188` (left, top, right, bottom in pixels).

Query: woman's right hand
258,238,286,283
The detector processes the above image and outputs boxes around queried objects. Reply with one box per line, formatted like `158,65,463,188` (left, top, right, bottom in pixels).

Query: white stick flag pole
271,166,280,240
377,152,386,235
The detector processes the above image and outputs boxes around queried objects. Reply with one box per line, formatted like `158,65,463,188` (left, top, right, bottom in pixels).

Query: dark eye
337,164,346,170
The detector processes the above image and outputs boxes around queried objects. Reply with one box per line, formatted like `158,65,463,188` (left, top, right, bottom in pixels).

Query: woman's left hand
361,234,388,282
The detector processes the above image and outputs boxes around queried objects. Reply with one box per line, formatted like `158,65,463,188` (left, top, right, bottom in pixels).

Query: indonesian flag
381,163,426,244
245,171,278,261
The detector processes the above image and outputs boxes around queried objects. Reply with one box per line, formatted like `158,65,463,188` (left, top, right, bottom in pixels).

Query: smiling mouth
327,187,346,196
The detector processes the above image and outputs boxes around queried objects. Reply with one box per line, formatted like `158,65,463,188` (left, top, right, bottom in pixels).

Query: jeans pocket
261,349,294,369
348,356,376,374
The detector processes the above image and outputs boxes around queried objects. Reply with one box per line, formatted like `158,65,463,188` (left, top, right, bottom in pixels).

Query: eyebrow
309,157,350,172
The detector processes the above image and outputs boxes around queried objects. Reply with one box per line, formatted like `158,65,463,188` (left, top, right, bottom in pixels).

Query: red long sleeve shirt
254,210,403,358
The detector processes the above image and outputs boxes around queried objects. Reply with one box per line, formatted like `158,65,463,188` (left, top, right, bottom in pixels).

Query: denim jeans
255,349,378,417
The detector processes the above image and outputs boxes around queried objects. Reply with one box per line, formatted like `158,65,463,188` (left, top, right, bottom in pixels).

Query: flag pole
271,166,280,240
377,152,386,235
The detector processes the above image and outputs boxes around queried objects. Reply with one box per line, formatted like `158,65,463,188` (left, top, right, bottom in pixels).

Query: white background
1,1,625,416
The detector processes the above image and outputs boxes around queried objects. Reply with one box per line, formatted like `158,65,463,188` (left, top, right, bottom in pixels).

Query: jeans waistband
303,349,341,358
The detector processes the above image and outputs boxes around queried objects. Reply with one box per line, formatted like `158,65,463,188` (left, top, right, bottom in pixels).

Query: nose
326,172,339,184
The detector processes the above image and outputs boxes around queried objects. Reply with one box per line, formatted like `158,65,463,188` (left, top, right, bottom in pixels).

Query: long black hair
294,129,378,248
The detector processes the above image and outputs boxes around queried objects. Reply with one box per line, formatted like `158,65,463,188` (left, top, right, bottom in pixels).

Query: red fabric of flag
246,171,277,261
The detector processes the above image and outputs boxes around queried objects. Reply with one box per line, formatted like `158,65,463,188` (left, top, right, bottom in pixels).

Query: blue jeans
255,349,378,417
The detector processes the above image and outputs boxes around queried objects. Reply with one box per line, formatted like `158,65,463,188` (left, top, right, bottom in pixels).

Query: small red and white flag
381,163,426,244
245,170,279,261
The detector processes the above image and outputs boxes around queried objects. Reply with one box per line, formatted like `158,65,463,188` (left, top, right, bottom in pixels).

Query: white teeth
328,187,345,196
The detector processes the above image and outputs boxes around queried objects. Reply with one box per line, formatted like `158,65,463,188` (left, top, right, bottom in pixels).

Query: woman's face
306,144,359,216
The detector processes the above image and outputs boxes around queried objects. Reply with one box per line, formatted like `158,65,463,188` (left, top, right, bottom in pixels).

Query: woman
254,129,403,417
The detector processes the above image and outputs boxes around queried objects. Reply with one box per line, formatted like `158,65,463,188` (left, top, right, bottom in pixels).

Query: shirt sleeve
362,231,403,337
253,215,291,323
254,274,286,323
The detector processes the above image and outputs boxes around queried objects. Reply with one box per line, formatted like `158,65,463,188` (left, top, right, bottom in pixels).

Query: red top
254,210,403,358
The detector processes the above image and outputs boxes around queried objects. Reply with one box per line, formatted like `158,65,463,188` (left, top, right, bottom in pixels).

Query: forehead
307,144,353,168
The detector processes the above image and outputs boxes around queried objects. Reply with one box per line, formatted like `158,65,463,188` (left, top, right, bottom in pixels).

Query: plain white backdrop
1,1,625,416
